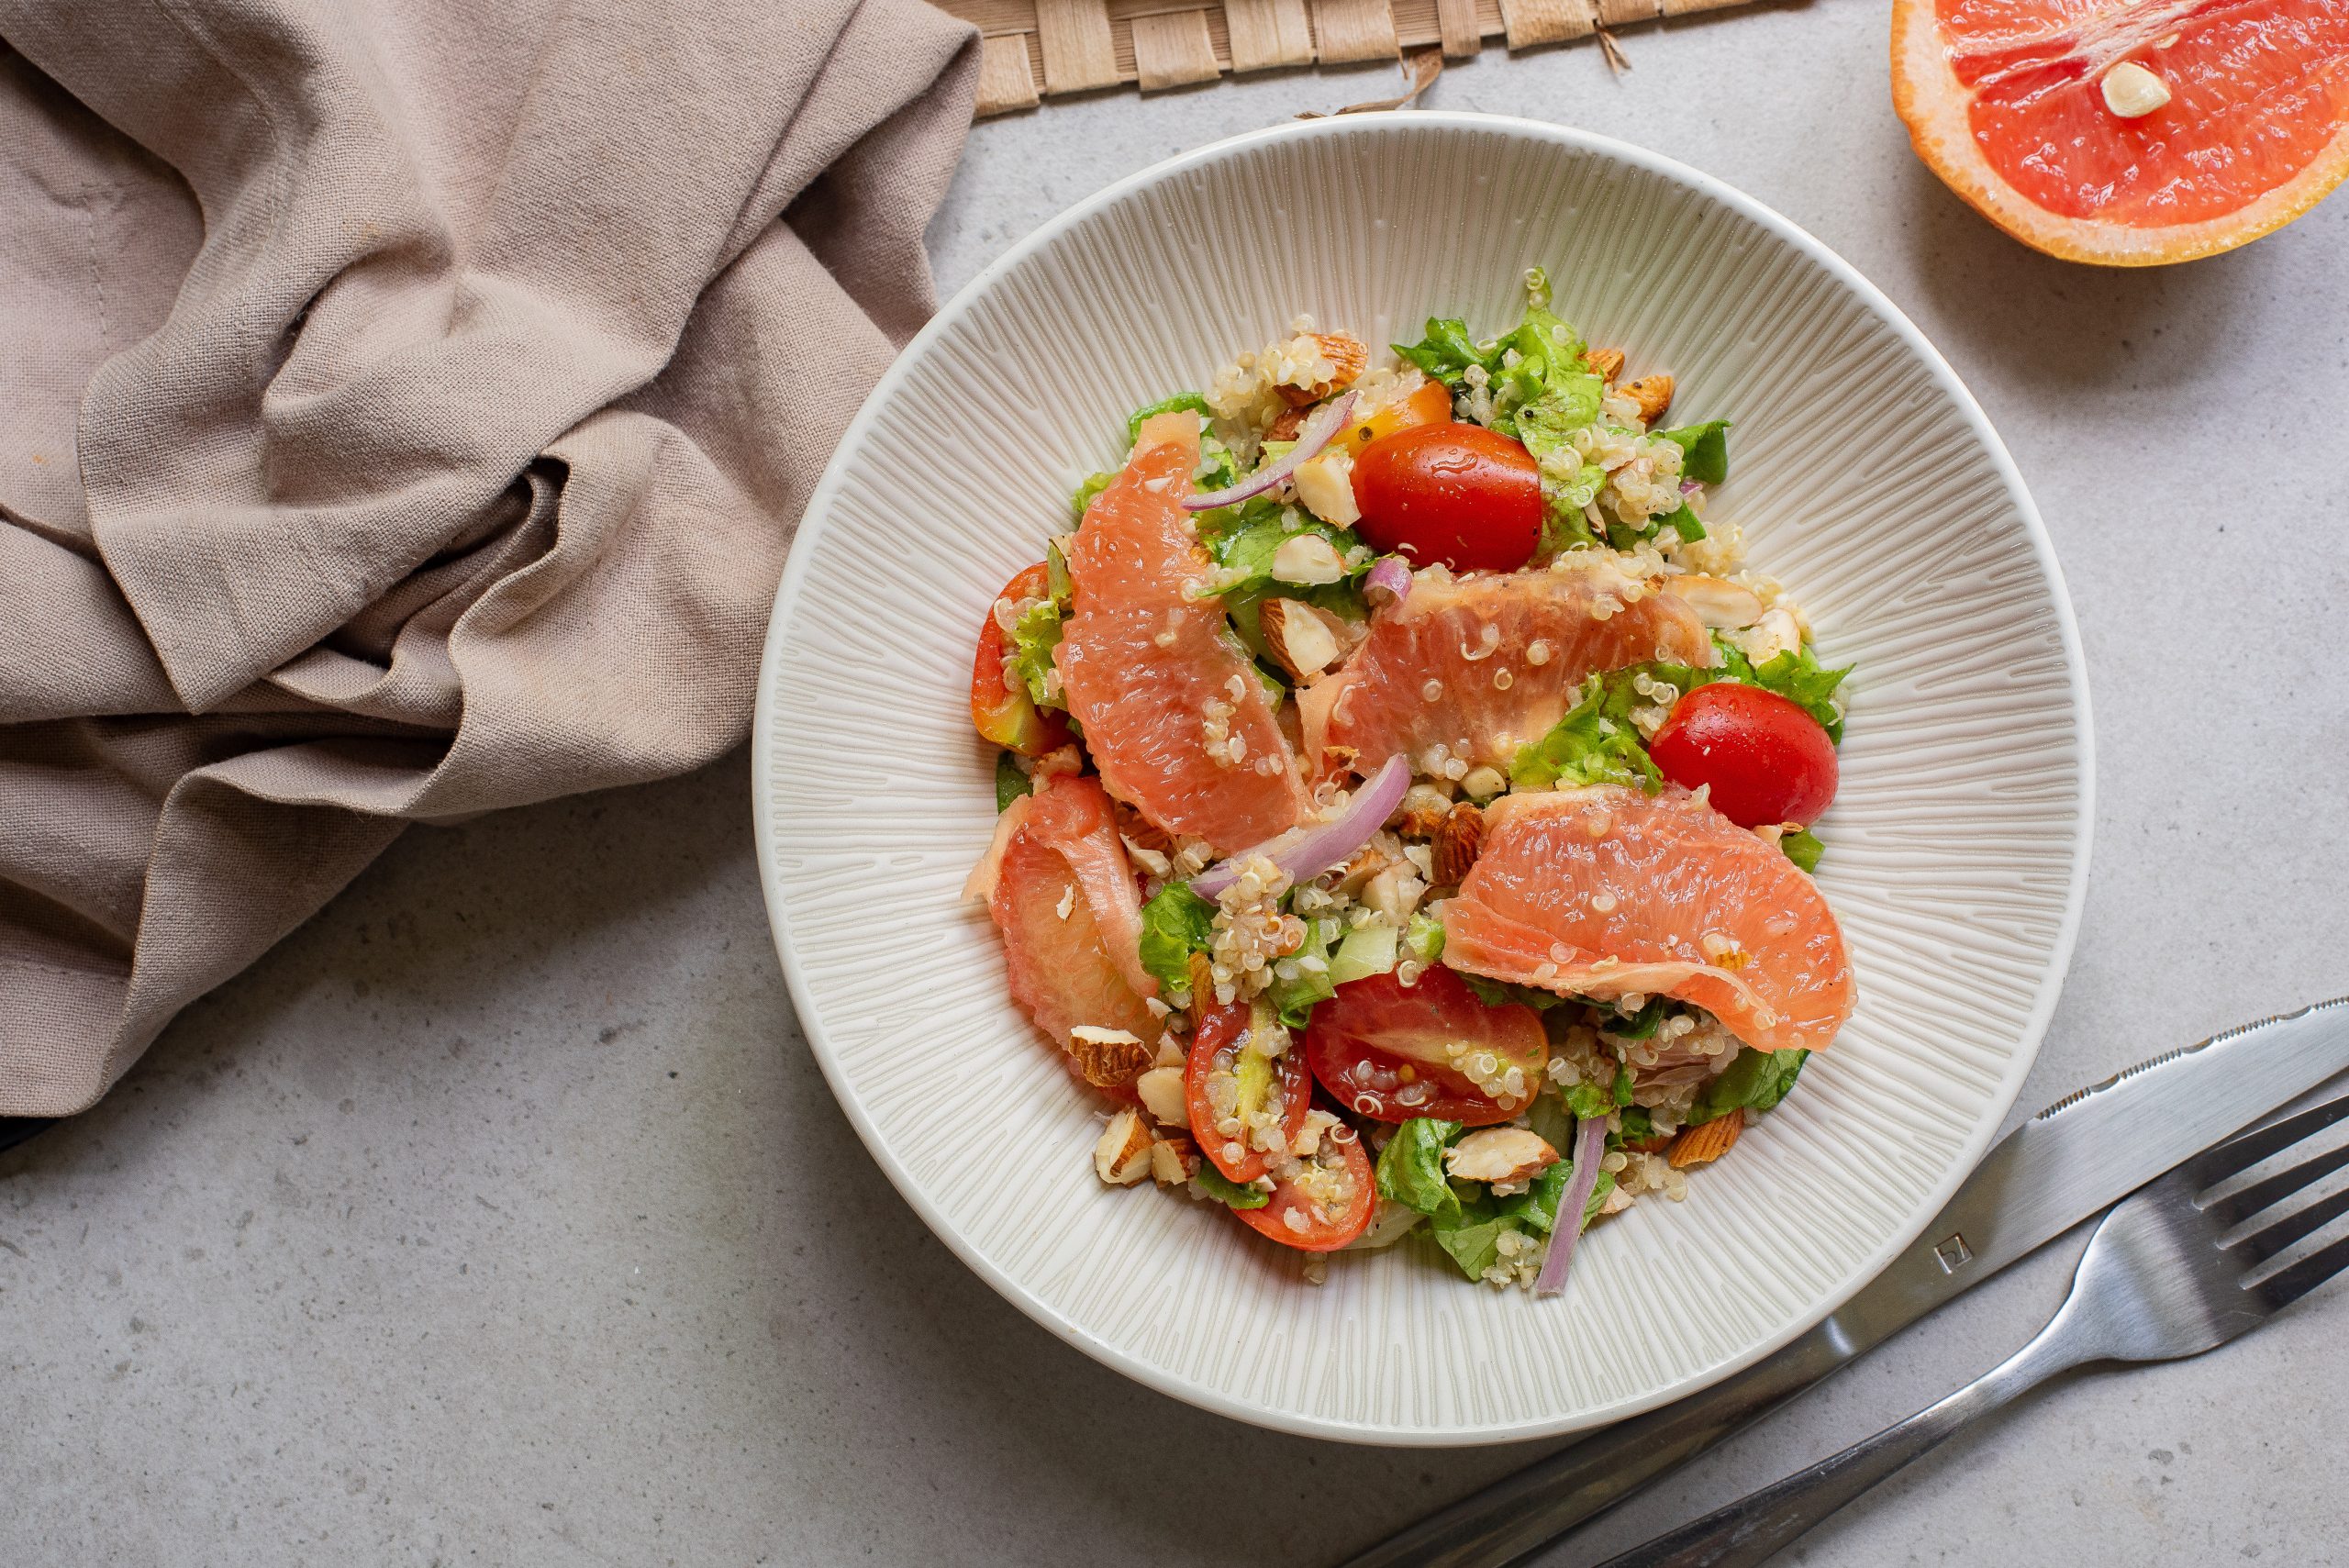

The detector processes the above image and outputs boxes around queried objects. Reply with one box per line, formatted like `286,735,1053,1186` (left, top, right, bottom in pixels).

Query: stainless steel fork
1597,1091,2349,1568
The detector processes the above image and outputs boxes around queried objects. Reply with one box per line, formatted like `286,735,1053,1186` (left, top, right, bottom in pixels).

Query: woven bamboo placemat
953,0,1753,116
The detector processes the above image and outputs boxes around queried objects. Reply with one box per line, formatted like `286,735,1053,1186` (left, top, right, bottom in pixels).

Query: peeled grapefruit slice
1893,0,2349,263
1299,564,1710,778
1056,417,1311,852
1442,786,1854,1054
980,776,1161,1066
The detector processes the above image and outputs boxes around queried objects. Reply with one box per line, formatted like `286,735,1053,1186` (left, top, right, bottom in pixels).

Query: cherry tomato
1332,379,1453,458
1186,998,1313,1183
1234,1126,1375,1251
1649,683,1839,829
969,563,1070,757
1305,967,1548,1126
1350,422,1542,573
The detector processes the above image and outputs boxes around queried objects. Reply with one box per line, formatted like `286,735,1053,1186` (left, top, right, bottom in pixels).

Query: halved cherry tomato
969,563,1071,757
1186,997,1313,1183
1350,422,1542,573
1234,1127,1375,1251
1649,683,1838,829
1305,967,1548,1126
1332,379,1453,458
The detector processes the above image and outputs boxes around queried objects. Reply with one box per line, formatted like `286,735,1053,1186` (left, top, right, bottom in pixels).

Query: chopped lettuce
1268,917,1339,1027
1137,883,1216,996
1656,418,1731,486
1374,1118,1463,1222
1404,911,1446,964
1195,497,1366,602
1592,994,1669,1040
1459,973,1573,1012
994,752,1029,812
1004,600,1064,709
1071,470,1114,522
1329,922,1399,985
1429,1159,1593,1281
1045,540,1073,604
1510,670,1664,792
1687,1046,1809,1126
1731,642,1854,744
1194,1166,1270,1209
1614,1106,1655,1146
1781,826,1824,873
1391,317,1492,387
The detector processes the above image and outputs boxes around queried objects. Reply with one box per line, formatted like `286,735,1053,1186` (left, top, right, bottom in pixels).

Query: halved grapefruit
1893,0,2349,263
1056,416,1311,852
1299,563,1709,778
1442,786,1854,1055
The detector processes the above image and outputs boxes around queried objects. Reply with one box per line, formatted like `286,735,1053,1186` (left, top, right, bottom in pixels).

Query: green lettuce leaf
1194,1166,1270,1209
1392,317,1494,386
1687,1046,1809,1126
1781,826,1824,873
1510,671,1664,792
1428,1157,1593,1280
1004,600,1064,708
1459,973,1573,1012
1071,471,1113,522
1656,418,1731,486
1137,883,1217,996
1404,912,1446,964
1374,1118,1464,1221
994,752,1029,812
1592,994,1670,1040
1268,918,1338,1027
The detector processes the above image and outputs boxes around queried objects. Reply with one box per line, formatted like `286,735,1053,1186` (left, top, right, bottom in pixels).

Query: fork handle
1594,1329,2093,1568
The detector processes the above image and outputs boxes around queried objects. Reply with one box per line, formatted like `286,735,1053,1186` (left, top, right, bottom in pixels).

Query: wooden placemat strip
961,0,1747,115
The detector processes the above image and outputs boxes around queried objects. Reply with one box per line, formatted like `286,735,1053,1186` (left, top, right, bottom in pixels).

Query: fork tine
2189,1090,2349,1187
2248,1230,2349,1313
2229,1184,2349,1265
2205,1139,2349,1229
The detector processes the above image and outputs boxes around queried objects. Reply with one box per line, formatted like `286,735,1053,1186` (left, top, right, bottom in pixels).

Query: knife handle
1335,1315,1860,1568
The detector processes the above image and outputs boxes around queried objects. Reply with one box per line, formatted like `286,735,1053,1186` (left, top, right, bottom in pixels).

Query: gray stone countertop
6,7,2349,1563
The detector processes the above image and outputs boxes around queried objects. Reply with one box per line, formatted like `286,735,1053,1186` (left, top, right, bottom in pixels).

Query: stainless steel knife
1339,998,2349,1568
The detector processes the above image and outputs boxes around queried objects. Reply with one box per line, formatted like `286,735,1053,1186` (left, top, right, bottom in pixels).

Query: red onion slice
1535,1114,1611,1296
1188,753,1408,901
1182,391,1357,513
1364,555,1413,606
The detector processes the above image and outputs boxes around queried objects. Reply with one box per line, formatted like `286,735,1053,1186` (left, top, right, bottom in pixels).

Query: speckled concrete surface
6,7,2349,1564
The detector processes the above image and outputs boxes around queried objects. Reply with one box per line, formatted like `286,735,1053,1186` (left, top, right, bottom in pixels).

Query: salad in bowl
963,268,1855,1295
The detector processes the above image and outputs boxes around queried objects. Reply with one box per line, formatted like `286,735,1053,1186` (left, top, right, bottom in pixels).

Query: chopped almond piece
1150,1136,1200,1185
1134,1065,1188,1126
1622,373,1675,425
1669,1112,1742,1168
1275,332,1369,406
1586,347,1625,383
1265,405,1307,443
1445,1126,1560,1184
1431,802,1483,885
1068,1026,1152,1088
1260,597,1346,682
1094,1108,1153,1184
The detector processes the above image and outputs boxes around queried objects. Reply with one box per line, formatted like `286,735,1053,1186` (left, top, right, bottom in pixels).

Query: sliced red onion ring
1188,753,1408,901
1182,391,1357,513
1535,1114,1611,1296
1364,555,1413,606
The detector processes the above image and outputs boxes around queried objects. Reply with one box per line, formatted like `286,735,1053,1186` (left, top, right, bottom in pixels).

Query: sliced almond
1396,802,1450,839
1271,530,1348,584
1265,405,1308,443
1431,802,1484,886
1621,373,1675,425
1445,1126,1561,1184
1330,846,1386,899
1135,1064,1188,1127
1669,1112,1742,1168
1670,573,1765,629
1260,597,1345,682
1149,1136,1200,1185
1586,347,1626,384
1275,331,1370,407
1068,1027,1152,1089
1293,450,1360,527
1094,1108,1153,1184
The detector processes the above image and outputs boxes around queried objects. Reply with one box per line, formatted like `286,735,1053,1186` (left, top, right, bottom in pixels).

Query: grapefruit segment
1442,786,1854,1055
1056,419,1311,852
985,777,1161,1070
1300,563,1710,778
1894,0,2349,262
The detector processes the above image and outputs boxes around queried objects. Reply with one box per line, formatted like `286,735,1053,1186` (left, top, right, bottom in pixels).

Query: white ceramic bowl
752,114,2092,1444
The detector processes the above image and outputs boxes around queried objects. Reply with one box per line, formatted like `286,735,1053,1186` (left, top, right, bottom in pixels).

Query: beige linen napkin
0,0,978,1115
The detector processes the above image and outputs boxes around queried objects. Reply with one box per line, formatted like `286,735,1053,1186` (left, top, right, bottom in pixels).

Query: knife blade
1339,997,2349,1568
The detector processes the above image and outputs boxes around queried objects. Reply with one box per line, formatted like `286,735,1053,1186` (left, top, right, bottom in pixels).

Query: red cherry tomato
1350,423,1542,573
1305,967,1548,1127
1233,1125,1376,1251
1649,683,1839,829
969,563,1070,757
1186,998,1313,1183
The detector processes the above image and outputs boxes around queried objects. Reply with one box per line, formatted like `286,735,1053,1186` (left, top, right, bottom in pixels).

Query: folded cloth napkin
0,0,978,1115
